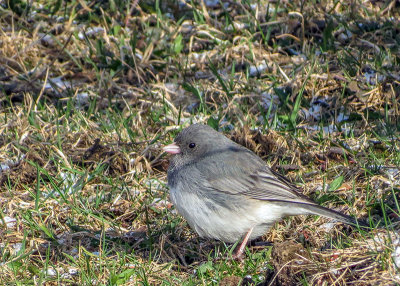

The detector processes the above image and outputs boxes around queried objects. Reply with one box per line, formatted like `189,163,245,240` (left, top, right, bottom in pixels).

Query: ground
0,0,400,285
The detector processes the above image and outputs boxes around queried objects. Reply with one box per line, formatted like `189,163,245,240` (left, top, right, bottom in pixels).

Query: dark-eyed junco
163,124,367,257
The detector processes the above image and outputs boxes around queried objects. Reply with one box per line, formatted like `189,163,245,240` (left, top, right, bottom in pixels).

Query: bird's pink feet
232,227,254,260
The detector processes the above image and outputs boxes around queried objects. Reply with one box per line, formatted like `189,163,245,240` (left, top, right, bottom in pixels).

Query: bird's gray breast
167,163,265,242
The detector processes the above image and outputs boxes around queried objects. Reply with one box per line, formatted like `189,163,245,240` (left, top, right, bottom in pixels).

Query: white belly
170,184,303,243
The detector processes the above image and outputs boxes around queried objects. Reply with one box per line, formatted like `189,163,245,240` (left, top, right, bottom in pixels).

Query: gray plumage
165,124,366,243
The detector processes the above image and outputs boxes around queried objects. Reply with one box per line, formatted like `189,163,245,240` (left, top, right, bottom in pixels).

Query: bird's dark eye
189,143,196,148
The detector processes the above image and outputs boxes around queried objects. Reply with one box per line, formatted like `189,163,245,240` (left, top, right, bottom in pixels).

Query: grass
0,0,399,285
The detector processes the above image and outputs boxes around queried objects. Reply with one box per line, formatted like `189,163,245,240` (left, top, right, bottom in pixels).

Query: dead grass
0,0,399,285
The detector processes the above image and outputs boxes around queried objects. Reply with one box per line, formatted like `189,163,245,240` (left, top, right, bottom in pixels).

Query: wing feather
195,146,313,204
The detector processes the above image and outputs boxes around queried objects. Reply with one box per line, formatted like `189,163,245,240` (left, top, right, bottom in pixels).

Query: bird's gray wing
192,145,366,226
196,146,312,204
243,168,312,202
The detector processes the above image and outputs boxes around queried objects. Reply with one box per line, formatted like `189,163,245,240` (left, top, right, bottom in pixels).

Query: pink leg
232,227,254,260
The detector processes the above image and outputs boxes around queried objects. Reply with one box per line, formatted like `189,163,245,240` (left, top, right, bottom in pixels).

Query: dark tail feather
301,203,369,228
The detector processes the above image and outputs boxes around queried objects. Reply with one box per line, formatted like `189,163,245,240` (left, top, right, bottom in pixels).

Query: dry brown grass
0,0,399,285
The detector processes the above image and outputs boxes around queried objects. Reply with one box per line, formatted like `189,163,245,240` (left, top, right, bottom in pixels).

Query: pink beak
163,142,181,154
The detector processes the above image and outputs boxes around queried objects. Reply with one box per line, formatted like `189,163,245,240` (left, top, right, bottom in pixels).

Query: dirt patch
268,241,312,285
229,127,281,159
219,275,242,286
0,147,49,190
68,138,129,176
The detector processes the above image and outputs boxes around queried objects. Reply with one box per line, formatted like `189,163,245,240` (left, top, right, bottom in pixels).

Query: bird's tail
299,203,369,228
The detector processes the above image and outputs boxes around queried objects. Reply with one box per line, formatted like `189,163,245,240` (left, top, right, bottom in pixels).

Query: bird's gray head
163,124,234,169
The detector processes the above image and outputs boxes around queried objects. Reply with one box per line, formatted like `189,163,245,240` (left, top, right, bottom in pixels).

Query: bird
163,124,367,258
